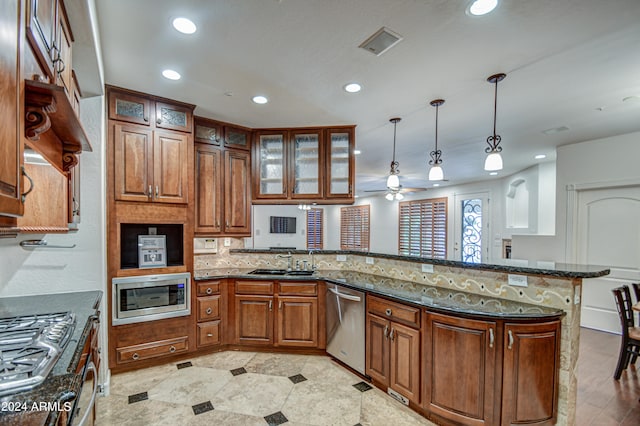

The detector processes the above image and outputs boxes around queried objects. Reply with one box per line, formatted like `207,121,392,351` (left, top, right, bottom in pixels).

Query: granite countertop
196,269,563,319
0,290,102,425
230,249,610,279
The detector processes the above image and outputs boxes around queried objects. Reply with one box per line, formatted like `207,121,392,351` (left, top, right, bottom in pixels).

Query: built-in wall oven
112,272,191,325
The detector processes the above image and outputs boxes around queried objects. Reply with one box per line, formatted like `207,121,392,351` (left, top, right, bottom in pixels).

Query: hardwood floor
577,327,640,425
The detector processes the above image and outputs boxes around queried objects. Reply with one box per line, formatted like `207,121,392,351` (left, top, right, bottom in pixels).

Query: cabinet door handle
206,307,212,315
207,333,213,337
507,330,514,350
132,353,139,360
206,287,213,295
169,345,176,353
21,166,34,203
269,300,273,311
157,118,162,125
143,116,149,122
279,301,282,310
389,328,395,341
383,324,389,339
489,328,494,348
148,185,152,198
385,308,392,316
155,185,159,198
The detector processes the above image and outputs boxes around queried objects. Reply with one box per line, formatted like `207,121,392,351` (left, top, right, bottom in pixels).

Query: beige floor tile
210,372,294,417
360,387,435,426
95,393,194,426
244,352,309,377
148,366,232,406
191,350,257,370
109,362,177,397
186,408,266,426
301,355,362,385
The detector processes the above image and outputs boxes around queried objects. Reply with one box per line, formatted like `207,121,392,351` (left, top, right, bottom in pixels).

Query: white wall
251,204,309,249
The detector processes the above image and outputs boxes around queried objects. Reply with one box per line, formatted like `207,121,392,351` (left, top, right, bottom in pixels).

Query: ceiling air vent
359,27,403,56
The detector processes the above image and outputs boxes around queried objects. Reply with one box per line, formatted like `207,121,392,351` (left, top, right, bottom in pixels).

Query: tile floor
97,351,434,426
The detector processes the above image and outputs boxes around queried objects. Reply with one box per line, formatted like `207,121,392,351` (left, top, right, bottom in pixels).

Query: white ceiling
95,0,640,194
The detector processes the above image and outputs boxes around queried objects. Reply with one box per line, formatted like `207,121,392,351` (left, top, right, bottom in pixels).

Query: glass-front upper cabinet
254,131,286,198
291,130,322,199
326,127,354,198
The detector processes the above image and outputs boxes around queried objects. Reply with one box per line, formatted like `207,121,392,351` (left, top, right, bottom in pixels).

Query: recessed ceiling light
354,149,361,155
344,83,362,93
535,154,546,160
162,69,181,80
252,95,268,104
172,17,197,34
490,171,498,176
467,0,498,16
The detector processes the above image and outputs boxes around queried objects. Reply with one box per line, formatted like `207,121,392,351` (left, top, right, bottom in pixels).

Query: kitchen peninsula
192,247,609,426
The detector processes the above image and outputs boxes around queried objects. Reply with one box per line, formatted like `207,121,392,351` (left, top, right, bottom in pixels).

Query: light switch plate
421,264,434,273
508,274,528,287
223,237,231,247
336,254,347,262
366,257,374,265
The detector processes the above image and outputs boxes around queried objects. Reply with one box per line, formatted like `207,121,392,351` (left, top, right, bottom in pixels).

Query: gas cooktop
0,312,76,396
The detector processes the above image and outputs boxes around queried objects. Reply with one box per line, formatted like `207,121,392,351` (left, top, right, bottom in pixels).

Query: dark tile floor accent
353,381,372,392
127,391,148,404
176,361,193,369
264,411,288,425
288,374,307,384
230,367,247,376
191,401,214,415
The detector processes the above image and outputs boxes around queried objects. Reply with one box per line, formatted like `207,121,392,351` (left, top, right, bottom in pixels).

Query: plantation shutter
398,198,447,259
307,208,323,249
340,205,370,251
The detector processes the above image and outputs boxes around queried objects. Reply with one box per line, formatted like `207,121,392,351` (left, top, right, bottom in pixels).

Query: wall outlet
508,274,528,287
223,237,231,247
366,257,374,265
421,264,434,273
574,285,581,305
336,254,347,262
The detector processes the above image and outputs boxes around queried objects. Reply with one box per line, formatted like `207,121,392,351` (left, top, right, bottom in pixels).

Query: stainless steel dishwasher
326,282,366,374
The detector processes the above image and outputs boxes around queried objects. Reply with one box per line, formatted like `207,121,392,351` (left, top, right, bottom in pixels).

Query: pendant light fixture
386,117,402,190
484,73,506,171
428,99,445,181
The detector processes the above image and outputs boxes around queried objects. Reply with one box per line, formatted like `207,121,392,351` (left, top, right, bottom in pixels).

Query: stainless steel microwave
112,272,191,325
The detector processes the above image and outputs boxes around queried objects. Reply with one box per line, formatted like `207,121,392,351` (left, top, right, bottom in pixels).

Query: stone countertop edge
195,269,565,320
229,249,610,279
0,290,103,424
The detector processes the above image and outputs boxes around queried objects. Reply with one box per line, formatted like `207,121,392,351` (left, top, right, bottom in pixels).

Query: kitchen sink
247,269,315,276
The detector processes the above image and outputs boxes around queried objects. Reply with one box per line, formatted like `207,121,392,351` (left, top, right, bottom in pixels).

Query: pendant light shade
484,73,506,171
428,99,445,181
387,117,402,190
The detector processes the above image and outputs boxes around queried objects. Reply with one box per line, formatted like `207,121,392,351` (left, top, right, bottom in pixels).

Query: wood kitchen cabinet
501,320,561,426
196,280,225,348
194,141,251,235
252,126,355,204
366,295,421,406
233,280,321,348
423,312,497,426
113,123,189,204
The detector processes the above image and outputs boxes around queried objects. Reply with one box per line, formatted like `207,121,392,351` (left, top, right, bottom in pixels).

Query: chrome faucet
308,250,317,271
276,251,293,271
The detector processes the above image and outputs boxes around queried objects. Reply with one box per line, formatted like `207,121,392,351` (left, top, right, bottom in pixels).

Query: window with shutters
398,198,447,258
340,205,370,251
307,208,323,249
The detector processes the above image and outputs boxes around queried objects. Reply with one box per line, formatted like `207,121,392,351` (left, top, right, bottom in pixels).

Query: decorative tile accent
128,391,148,404
353,381,372,392
230,367,247,376
288,374,307,384
176,361,193,369
192,401,214,415
264,411,288,425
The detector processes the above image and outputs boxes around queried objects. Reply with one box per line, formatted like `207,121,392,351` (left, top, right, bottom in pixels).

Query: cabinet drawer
116,336,188,364
368,295,420,328
278,281,317,296
197,280,221,296
197,321,221,347
197,296,221,321
235,280,274,295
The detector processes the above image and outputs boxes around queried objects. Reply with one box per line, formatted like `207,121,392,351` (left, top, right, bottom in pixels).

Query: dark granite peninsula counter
0,291,102,426
193,248,610,425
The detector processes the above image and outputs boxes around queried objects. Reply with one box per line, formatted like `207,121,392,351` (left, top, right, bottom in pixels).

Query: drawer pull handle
206,287,213,295
169,345,176,353
489,328,494,348
206,307,212,315
132,353,139,360
508,330,514,350
385,308,392,316
207,333,214,337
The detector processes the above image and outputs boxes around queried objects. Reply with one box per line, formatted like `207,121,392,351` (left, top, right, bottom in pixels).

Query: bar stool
612,286,640,379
